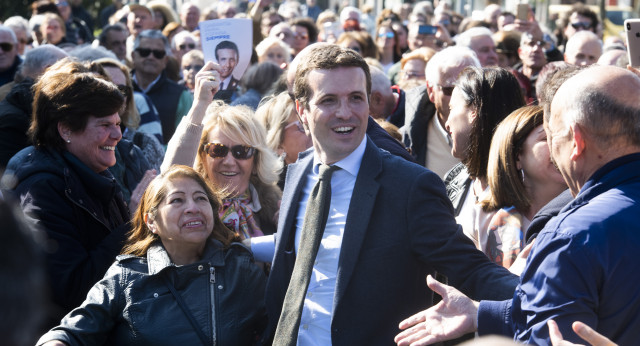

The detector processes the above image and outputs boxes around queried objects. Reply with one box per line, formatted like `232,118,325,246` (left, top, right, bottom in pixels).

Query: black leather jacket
37,239,267,345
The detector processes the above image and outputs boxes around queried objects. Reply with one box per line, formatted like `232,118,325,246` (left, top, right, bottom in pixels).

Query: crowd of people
0,0,638,345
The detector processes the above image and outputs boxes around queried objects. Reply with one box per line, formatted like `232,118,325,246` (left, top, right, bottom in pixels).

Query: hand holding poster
199,18,253,92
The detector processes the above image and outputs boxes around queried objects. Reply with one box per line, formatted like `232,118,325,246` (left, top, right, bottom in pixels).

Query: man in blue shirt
395,65,640,345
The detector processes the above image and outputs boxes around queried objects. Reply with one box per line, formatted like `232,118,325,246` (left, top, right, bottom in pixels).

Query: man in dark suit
265,44,518,345
215,40,240,91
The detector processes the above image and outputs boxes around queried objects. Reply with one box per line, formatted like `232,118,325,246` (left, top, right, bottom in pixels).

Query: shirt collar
432,113,452,146
133,72,162,93
312,135,367,177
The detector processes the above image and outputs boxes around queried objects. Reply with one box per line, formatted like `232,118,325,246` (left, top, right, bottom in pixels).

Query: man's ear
426,80,436,103
570,123,585,161
295,99,308,133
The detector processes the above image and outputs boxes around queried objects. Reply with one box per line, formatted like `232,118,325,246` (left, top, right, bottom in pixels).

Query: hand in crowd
509,240,534,276
548,320,618,346
513,6,543,38
128,169,157,215
394,275,479,346
194,61,223,105
434,23,454,48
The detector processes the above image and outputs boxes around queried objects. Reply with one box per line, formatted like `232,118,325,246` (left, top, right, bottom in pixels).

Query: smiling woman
37,165,267,346
6,58,131,324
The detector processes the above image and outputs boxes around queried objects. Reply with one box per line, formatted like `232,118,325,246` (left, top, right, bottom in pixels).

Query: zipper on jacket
209,266,217,345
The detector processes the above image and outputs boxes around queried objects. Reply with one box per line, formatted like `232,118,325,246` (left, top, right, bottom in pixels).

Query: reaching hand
394,275,479,346
548,320,617,346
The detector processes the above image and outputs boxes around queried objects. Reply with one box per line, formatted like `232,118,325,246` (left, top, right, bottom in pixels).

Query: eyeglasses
178,43,196,50
183,64,203,71
438,85,454,96
378,32,395,38
0,42,14,52
203,143,256,160
135,47,166,59
117,84,131,96
285,120,305,133
570,22,592,30
524,40,549,50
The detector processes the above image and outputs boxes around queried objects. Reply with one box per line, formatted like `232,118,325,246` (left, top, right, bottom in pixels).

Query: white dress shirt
294,137,366,346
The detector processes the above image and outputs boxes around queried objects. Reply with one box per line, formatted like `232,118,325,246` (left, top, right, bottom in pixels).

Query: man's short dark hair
215,40,239,60
294,44,371,109
98,22,128,46
568,4,599,31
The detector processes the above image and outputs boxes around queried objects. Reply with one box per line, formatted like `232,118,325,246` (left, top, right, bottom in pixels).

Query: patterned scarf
220,188,263,239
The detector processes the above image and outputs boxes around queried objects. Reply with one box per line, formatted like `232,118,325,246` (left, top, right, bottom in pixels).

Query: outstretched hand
394,275,479,346
548,320,617,346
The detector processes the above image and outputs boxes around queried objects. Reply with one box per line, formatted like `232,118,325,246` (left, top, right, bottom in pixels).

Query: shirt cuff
478,299,514,337
250,234,275,263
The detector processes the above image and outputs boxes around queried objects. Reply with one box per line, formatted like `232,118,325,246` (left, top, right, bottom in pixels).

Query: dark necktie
273,164,339,345
220,81,224,90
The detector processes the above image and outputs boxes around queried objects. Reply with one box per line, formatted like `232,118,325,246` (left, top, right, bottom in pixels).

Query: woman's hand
188,62,223,124
129,169,157,215
194,61,223,104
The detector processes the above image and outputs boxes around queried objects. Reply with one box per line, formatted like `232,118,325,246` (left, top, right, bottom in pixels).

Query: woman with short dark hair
8,58,129,322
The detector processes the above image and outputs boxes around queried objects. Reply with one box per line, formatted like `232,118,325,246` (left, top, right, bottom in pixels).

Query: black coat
0,79,34,169
9,148,130,323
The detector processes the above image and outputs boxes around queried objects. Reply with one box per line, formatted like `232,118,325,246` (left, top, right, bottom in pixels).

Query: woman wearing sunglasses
162,62,281,238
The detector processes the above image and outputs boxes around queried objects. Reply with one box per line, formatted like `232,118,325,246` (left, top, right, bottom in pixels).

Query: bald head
548,65,640,195
552,65,640,146
564,31,602,66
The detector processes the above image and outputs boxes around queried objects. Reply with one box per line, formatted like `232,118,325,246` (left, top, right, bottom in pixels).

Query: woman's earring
66,139,71,143
520,169,525,182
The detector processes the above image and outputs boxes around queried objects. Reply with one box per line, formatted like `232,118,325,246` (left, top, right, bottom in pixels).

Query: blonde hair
255,37,291,64
254,91,296,154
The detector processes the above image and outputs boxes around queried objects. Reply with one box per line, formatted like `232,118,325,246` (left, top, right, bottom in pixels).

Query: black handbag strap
162,274,210,346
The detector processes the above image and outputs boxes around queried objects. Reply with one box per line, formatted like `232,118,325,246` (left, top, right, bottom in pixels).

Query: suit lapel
275,151,313,253
333,138,382,308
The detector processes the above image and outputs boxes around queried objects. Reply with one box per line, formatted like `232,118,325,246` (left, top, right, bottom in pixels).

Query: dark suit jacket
265,137,519,345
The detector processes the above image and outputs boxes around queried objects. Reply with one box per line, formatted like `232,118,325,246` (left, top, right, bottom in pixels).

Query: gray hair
565,82,640,147
369,66,392,94
69,45,117,62
0,25,18,44
455,27,493,48
4,16,30,37
134,29,171,55
19,44,68,78
255,36,291,64
171,30,197,50
425,46,481,85
565,30,602,56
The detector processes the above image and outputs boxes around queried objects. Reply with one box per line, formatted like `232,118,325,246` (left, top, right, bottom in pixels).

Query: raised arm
161,62,222,172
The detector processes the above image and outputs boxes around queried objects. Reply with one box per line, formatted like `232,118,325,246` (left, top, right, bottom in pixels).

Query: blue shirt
477,153,640,345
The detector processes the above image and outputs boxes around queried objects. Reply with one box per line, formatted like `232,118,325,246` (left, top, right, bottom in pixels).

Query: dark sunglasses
570,22,592,30
117,84,131,96
135,47,166,59
203,143,256,160
438,85,454,96
0,42,14,52
179,43,196,50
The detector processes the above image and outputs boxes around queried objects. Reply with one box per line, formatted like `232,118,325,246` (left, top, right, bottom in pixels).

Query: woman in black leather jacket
37,165,267,346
